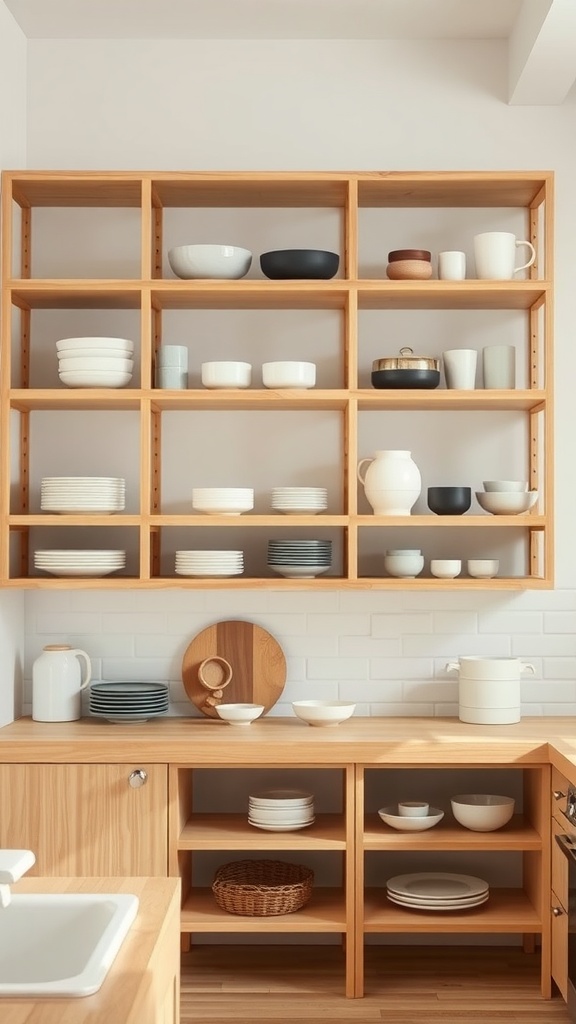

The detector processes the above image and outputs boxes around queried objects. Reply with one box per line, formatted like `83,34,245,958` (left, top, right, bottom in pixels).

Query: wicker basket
212,859,314,916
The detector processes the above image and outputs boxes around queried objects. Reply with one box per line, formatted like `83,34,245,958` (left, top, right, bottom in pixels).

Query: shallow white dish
386,892,489,911
451,793,515,831
292,700,356,726
475,490,538,515
248,818,315,831
249,789,313,805
386,872,489,900
55,336,134,352
378,806,444,831
59,369,132,388
57,356,134,373
168,244,252,280
269,564,330,578
215,703,264,725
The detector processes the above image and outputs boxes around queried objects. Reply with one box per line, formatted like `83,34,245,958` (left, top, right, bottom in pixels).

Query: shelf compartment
363,887,541,933
356,171,552,209
357,281,550,311
363,814,541,851
152,174,351,208
150,390,349,412
181,887,347,933
9,281,143,309
178,814,346,850
10,174,145,207
10,390,142,411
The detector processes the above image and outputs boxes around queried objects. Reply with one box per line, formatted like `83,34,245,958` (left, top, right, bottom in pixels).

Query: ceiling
3,0,576,104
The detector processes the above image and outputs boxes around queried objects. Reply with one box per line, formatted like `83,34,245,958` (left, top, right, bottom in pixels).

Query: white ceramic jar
446,657,536,725
357,450,421,515
32,644,92,722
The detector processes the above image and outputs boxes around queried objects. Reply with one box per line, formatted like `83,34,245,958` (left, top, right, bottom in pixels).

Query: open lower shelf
363,814,542,850
363,887,541,932
178,813,347,850
181,887,347,932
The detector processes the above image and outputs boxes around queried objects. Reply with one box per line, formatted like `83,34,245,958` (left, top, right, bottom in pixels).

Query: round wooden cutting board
182,619,286,718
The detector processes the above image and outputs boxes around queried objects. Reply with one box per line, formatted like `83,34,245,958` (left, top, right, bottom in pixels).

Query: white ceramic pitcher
357,450,421,515
32,644,92,722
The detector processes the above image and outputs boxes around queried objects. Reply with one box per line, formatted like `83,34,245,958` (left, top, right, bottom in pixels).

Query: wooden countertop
1,715,576,769
0,875,180,1024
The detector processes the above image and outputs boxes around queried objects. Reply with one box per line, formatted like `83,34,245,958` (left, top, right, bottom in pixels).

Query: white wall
16,36,576,718
0,1,26,726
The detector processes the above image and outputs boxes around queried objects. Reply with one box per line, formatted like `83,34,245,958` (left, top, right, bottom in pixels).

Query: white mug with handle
473,231,536,280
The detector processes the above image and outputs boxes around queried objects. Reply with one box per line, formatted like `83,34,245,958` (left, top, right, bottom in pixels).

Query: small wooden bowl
386,259,433,280
198,656,233,691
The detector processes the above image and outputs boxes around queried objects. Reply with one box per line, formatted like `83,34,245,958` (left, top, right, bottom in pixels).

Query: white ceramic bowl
55,336,134,353
476,491,538,515
168,244,252,280
191,487,254,515
397,801,430,817
482,480,528,492
59,369,132,388
57,357,134,373
262,361,316,389
201,361,252,388
467,559,499,579
215,703,264,725
451,794,515,831
384,553,424,578
378,806,444,831
430,559,461,579
291,700,356,726
57,347,133,360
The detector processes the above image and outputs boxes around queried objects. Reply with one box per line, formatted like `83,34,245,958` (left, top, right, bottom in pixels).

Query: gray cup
156,366,188,389
482,345,516,389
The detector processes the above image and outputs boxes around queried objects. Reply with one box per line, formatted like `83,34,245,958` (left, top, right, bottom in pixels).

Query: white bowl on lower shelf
292,700,356,726
378,806,444,831
450,794,515,831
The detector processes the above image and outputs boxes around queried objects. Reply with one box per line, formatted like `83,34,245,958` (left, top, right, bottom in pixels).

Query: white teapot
32,645,92,722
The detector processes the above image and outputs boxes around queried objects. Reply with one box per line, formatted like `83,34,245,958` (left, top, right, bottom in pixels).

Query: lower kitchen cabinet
551,768,571,1001
0,763,169,875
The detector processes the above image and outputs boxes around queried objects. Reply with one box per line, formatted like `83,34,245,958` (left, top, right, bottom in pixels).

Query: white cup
156,366,188,389
438,251,466,280
442,349,477,390
482,345,516,389
156,344,188,368
398,801,430,817
473,231,536,280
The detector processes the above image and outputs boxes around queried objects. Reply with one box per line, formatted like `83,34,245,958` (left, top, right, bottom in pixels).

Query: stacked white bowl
175,550,244,577
192,488,254,515
271,487,328,515
267,539,332,578
476,480,538,515
56,336,134,389
40,477,125,514
248,789,315,832
34,549,126,578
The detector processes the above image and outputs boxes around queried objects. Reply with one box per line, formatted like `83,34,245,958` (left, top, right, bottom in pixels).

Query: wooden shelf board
151,173,350,207
149,390,349,411
9,281,142,309
363,887,541,933
358,281,549,311
8,515,140,527
8,173,144,207
150,514,347,527
355,514,546,528
357,390,547,411
181,886,346,932
357,171,552,208
178,814,346,850
151,281,349,310
0,575,552,591
10,390,142,411
363,814,541,851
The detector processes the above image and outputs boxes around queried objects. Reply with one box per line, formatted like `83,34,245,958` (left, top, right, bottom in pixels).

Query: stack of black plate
89,681,169,723
267,539,332,579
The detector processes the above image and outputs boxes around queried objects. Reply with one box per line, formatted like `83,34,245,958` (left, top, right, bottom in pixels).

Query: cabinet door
551,889,568,1001
0,763,168,875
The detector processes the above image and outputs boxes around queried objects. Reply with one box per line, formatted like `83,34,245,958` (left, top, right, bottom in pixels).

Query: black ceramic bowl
260,249,339,280
371,368,440,389
427,486,472,516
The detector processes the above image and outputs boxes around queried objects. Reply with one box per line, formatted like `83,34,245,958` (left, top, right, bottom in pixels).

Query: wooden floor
181,945,572,1023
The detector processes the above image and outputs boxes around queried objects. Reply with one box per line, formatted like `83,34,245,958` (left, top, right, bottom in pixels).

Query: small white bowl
384,553,424,578
451,794,515,831
55,336,134,353
398,801,430,817
262,361,316,389
378,806,444,831
168,244,252,280
292,700,356,727
467,559,499,579
430,559,461,579
201,361,252,389
215,703,264,725
476,491,538,515
59,369,132,388
482,480,528,492
57,356,134,373
191,487,254,515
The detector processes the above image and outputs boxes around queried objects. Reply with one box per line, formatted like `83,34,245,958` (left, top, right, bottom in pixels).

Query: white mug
438,251,466,281
473,231,536,280
483,345,516,389
442,349,477,390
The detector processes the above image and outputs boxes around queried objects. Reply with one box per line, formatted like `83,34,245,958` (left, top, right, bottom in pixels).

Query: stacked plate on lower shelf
89,681,169,723
40,476,126,514
267,539,332,578
175,550,244,577
34,550,126,578
386,872,489,911
248,788,315,831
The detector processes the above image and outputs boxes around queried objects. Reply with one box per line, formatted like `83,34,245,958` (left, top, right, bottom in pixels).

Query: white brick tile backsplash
544,611,576,633
306,658,368,680
307,614,370,636
543,658,576,678
340,636,400,657
372,613,433,637
282,679,340,702
283,636,338,657
402,681,458,702
101,658,171,681
522,680,576,702
134,634,188,659
368,702,435,716
102,613,168,634
404,634,511,658
339,680,402,702
432,611,478,634
511,635,576,657
34,612,102,635
478,610,543,634
370,658,434,680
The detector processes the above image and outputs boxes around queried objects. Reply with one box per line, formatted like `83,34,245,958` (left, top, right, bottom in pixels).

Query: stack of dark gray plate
89,681,169,723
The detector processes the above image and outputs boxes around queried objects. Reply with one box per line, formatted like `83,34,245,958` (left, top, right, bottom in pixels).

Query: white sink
0,892,139,997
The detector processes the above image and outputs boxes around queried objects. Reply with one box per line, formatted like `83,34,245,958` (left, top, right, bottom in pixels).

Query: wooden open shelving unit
0,170,554,588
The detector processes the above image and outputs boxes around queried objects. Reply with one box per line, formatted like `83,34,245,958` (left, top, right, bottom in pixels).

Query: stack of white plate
191,488,254,515
40,477,126,514
248,789,315,831
56,336,134,389
89,681,169,724
271,487,328,515
267,539,332,579
34,549,126,578
386,872,489,911
175,550,244,577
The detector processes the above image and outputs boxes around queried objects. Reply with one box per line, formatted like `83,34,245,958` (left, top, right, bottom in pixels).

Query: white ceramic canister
357,450,421,515
446,657,535,725
32,644,92,722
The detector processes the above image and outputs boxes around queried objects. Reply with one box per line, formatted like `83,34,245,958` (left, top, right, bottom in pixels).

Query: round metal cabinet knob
128,769,148,788
552,906,564,917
